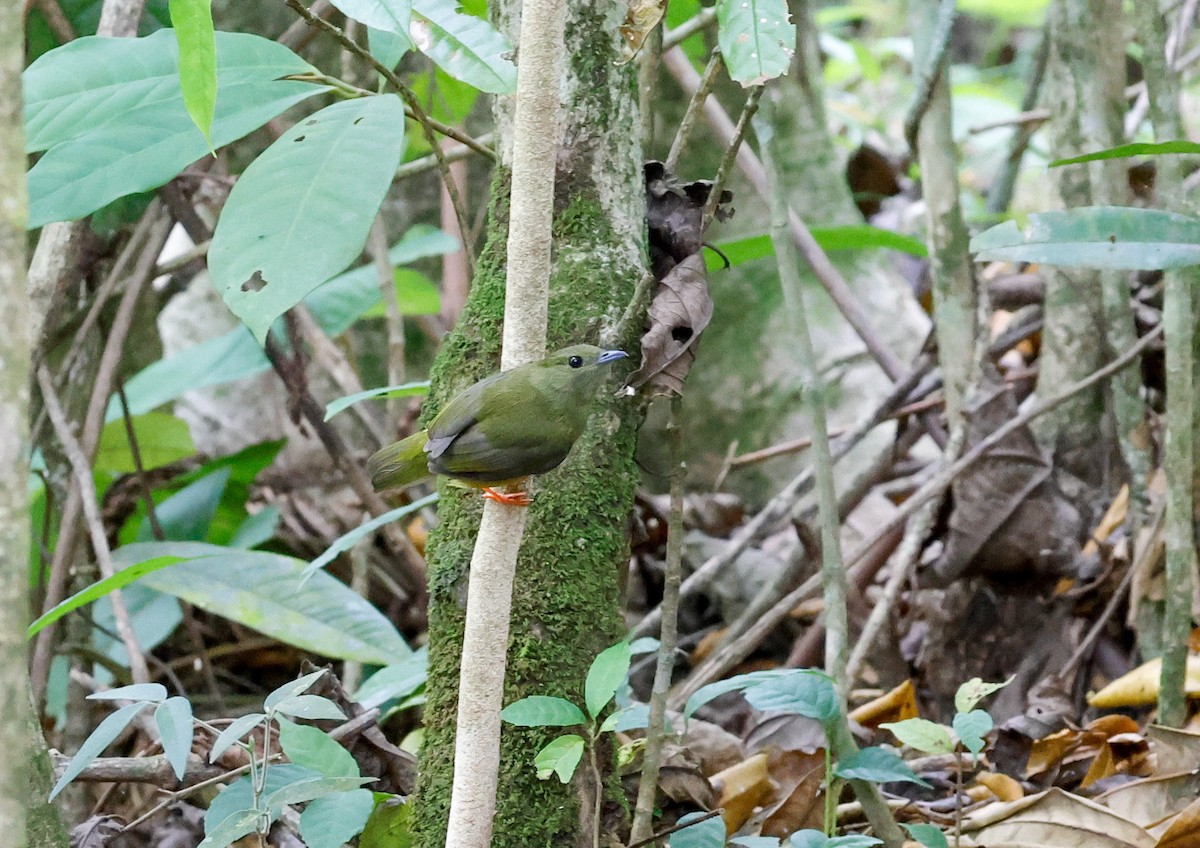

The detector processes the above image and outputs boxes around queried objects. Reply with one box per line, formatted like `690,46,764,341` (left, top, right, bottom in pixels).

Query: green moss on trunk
413,174,644,846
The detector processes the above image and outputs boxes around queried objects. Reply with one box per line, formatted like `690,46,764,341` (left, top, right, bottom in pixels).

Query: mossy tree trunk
412,2,645,845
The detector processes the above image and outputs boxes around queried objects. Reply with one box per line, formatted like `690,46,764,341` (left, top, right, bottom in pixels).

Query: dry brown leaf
959,787,1155,848
712,752,772,833
848,679,919,729
1088,655,1200,708
760,749,825,837
1146,724,1200,773
619,0,666,61
744,713,826,756
1097,772,1200,833
627,253,714,396
1156,796,1200,848
1083,485,1130,559
1081,741,1116,788
1088,715,1143,737
690,628,728,665
975,771,1025,802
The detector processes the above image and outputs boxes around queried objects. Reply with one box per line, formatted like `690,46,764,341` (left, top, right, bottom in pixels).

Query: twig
701,85,763,232
37,365,150,686
629,397,686,842
968,108,1051,135
394,132,495,180
660,6,717,51
115,381,164,541
634,354,934,639
33,0,77,41
903,0,956,153
665,52,724,173
986,32,1047,221
670,324,1163,706
369,217,406,407
284,0,480,275
762,93,849,684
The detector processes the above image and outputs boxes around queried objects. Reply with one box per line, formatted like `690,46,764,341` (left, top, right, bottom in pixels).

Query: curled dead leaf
626,253,714,396
619,0,667,61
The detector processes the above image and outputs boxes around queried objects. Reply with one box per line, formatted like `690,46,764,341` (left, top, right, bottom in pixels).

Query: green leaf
534,734,584,782
789,830,830,848
92,585,183,675
209,712,265,761
263,775,375,808
304,224,460,336
584,641,632,719
359,797,415,848
25,554,183,638
324,382,430,422
300,789,376,848
360,268,443,316
834,745,931,787
1050,140,1200,168
272,695,347,721
26,31,326,227
730,838,781,848
368,25,414,71
410,0,516,94
95,412,195,473
209,95,407,342
24,30,310,151
903,823,949,848
708,226,927,271
50,703,149,799
199,808,261,848
109,327,268,420
668,811,726,847
116,542,412,664
970,207,1200,270
954,676,1012,714
744,670,840,725
278,717,359,778
952,709,993,757
136,467,230,542
88,682,169,702
683,669,791,718
156,696,195,780
716,0,795,86
169,0,217,145
265,671,328,709
354,649,428,710
500,696,587,728
229,506,280,549
330,0,412,34
303,494,438,577
880,718,956,754
204,764,321,836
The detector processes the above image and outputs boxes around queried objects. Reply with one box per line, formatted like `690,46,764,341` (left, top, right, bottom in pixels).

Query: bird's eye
568,355,583,368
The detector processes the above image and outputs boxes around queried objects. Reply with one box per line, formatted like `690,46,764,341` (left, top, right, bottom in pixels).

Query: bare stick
37,365,149,686
444,0,564,841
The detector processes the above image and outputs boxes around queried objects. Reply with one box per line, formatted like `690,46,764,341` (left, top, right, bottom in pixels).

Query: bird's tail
367,430,431,490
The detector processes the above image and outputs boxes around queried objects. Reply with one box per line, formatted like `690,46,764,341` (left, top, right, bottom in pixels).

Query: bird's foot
482,487,532,507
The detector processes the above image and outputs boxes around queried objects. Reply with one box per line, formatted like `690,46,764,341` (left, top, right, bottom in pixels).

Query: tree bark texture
412,1,645,845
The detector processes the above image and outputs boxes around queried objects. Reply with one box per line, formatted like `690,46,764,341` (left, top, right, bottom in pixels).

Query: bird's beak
596,349,629,365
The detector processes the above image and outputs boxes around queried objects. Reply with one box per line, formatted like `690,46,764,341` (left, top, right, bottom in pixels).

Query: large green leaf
970,206,1200,270
1050,140,1200,168
24,29,311,151
209,95,408,342
169,0,218,145
410,0,515,94
716,0,796,87
110,226,456,421
26,30,326,227
331,0,411,35
95,412,196,473
115,542,411,664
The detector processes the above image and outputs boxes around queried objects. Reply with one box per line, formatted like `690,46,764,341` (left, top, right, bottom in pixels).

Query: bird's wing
424,372,501,462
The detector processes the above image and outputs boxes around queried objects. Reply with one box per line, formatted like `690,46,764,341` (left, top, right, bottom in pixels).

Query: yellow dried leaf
848,680,918,729
1088,655,1200,708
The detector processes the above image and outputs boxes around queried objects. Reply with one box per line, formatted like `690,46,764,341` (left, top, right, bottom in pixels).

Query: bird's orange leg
482,487,532,507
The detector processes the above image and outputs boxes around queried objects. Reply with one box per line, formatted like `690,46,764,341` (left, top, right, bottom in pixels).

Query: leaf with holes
209,95,407,343
716,0,796,86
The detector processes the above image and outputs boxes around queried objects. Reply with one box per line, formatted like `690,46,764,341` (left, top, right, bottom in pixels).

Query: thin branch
37,365,150,686
665,51,724,173
701,84,763,232
671,324,1163,706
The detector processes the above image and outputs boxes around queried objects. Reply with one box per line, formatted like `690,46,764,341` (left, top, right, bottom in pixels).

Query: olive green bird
367,344,628,506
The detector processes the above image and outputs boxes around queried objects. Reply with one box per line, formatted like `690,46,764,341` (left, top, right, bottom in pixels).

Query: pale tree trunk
411,1,645,845
0,0,69,844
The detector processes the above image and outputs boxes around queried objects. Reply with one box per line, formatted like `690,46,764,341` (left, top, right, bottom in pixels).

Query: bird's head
533,344,629,397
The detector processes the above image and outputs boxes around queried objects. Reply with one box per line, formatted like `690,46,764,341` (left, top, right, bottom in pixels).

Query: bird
367,344,628,506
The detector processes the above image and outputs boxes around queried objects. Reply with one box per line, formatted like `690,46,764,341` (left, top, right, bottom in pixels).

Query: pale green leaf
300,790,375,848
169,0,217,144
410,0,515,93
156,696,195,780
881,718,955,754
500,696,586,727
304,494,437,576
533,734,584,782
584,641,631,719
716,0,795,86
95,412,196,473
209,95,407,342
50,703,148,799
323,382,430,422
